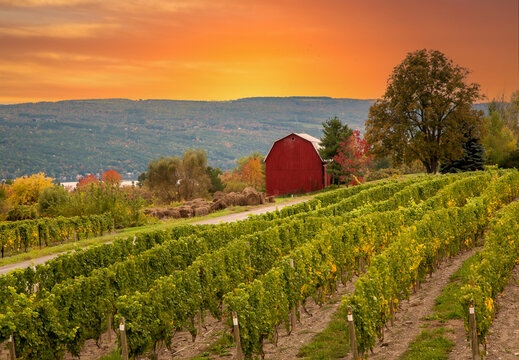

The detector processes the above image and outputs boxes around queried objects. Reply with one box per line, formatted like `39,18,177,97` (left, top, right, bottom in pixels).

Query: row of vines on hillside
340,170,519,356
0,176,415,359
460,199,519,347
115,172,479,358
221,171,496,357
0,214,114,257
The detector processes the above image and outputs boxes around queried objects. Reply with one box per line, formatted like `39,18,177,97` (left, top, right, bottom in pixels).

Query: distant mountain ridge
0,97,485,180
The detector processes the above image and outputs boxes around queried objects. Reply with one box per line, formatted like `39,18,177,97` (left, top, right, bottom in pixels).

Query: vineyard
1,170,519,359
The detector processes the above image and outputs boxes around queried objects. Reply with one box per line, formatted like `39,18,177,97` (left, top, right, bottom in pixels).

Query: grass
399,328,455,360
184,331,233,359
401,252,481,359
296,312,350,359
0,197,308,268
98,350,121,360
422,253,481,322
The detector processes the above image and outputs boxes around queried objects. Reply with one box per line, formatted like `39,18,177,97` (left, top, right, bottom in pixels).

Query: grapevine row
220,171,494,357
341,170,519,356
0,213,114,256
115,173,475,357
460,198,519,345
0,177,416,359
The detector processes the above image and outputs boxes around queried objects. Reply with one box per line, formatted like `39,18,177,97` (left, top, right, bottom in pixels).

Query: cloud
0,0,214,13
0,22,119,38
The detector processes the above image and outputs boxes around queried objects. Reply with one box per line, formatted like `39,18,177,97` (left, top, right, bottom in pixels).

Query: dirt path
0,199,307,276
366,249,476,360
163,278,357,360
484,265,519,359
263,280,356,359
192,198,307,225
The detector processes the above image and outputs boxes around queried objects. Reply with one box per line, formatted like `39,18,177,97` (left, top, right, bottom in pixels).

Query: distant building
265,133,331,196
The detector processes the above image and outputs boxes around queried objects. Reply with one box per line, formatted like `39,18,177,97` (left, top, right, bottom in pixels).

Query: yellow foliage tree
240,157,265,189
8,172,54,206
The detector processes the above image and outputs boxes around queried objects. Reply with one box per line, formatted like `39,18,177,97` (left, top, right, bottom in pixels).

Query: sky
0,0,517,103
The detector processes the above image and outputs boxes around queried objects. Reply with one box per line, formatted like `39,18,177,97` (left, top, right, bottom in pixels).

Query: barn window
291,137,295,140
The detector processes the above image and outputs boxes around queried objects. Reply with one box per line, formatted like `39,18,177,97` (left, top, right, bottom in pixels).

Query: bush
366,168,402,181
7,205,38,221
224,181,248,193
501,149,519,169
38,185,71,217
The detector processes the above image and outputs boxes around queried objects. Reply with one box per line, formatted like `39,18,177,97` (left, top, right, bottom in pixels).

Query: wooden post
389,299,395,326
347,306,359,360
8,334,16,360
107,314,112,343
290,259,297,333
197,311,203,336
120,318,129,360
232,311,244,360
468,304,480,360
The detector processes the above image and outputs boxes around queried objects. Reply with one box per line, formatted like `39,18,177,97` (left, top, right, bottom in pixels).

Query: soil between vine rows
484,265,519,360
63,248,478,359
367,248,476,360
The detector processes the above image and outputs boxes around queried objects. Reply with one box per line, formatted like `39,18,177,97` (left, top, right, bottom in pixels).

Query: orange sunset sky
0,0,517,104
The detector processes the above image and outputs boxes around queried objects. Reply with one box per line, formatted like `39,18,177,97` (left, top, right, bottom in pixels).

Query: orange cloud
0,0,516,103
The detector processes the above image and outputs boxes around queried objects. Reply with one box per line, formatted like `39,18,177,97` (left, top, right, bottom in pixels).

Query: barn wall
265,134,324,196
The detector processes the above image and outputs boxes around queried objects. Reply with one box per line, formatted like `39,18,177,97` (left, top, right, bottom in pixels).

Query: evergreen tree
440,137,486,173
319,116,352,184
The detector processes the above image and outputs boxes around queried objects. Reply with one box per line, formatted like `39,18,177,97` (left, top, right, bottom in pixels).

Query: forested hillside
0,97,374,180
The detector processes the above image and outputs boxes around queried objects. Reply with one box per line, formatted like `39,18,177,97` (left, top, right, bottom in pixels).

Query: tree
502,149,519,169
8,172,54,206
38,185,71,217
102,170,123,185
440,137,485,173
145,149,211,203
77,174,99,189
179,149,211,200
137,172,147,188
206,166,225,194
146,156,182,203
507,90,519,137
240,157,264,189
365,49,484,173
482,112,517,165
221,152,265,191
319,116,353,183
333,130,372,185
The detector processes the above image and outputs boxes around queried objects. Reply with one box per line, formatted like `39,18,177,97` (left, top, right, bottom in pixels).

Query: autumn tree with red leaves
102,170,123,186
333,130,372,185
77,174,99,189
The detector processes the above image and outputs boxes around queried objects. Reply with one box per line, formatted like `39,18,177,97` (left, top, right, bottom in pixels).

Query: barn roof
264,133,324,162
295,133,323,155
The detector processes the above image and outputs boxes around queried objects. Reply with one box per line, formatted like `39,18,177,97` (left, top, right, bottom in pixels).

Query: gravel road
0,198,307,275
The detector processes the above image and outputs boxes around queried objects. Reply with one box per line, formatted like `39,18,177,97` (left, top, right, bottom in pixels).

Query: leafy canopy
482,111,517,166
145,149,211,203
365,49,484,173
222,152,265,192
8,172,54,206
319,116,352,183
333,130,372,185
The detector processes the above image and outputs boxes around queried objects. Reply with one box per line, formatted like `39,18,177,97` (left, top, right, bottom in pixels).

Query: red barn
265,133,331,196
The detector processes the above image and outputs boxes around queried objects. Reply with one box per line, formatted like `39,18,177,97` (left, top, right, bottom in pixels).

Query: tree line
320,49,519,183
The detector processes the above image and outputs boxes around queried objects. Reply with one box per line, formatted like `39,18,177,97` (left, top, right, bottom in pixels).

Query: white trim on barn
264,133,324,162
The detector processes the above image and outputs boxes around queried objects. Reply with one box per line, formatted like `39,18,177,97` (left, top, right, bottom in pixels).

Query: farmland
1,170,519,359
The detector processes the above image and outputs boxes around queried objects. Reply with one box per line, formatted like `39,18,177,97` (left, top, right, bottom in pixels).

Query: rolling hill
0,97,374,180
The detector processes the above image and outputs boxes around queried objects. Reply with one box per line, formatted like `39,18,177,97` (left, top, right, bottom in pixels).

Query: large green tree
365,49,484,173
145,149,211,203
482,111,517,166
319,116,352,183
